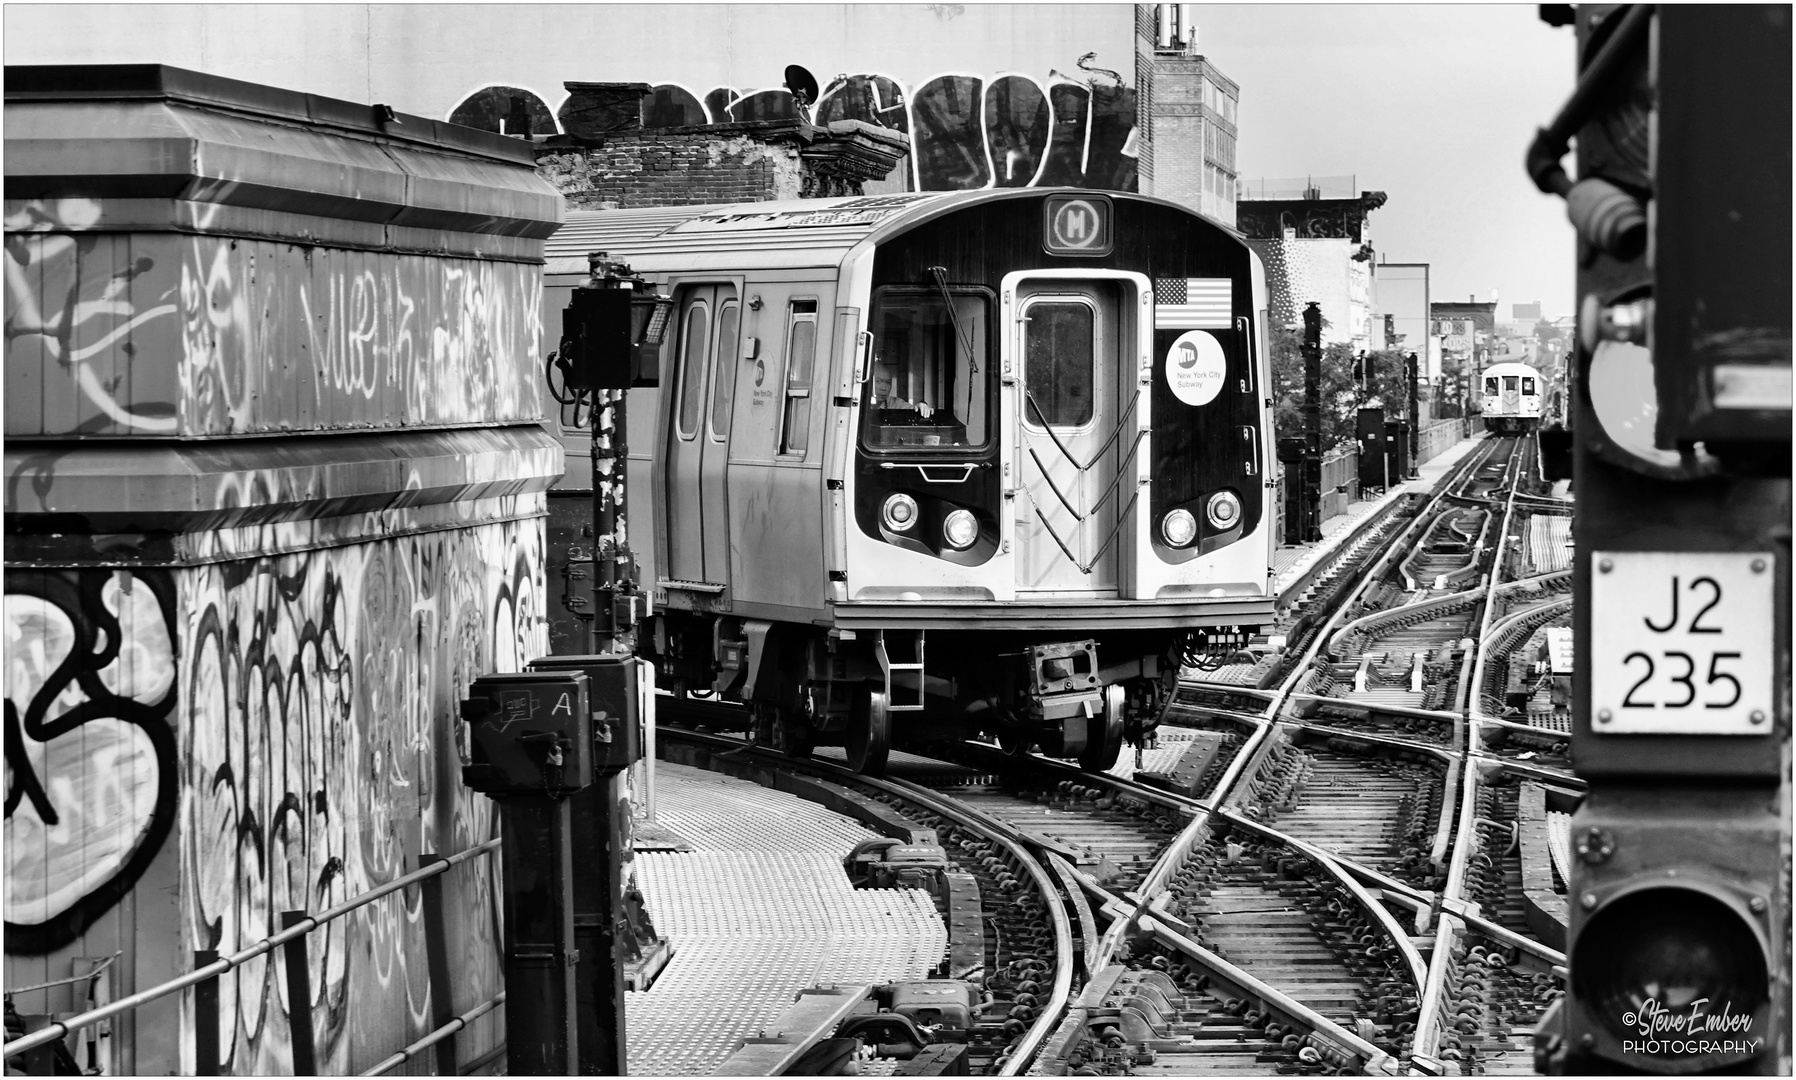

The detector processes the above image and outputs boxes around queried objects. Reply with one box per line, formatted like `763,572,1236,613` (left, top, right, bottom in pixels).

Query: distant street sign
1589,550,1774,735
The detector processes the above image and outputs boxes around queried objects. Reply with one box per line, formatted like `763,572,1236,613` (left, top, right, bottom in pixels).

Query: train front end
827,190,1274,769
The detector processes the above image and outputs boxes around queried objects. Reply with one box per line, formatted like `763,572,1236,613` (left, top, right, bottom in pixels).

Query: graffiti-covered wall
5,524,542,1071
4,68,564,1074
4,220,544,439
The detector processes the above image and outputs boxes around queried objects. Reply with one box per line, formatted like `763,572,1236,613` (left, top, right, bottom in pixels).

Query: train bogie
546,190,1277,773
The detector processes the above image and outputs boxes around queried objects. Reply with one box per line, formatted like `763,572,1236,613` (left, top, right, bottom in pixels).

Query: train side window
709,300,740,441
779,300,818,456
676,301,710,440
1023,300,1095,427
1522,376,1536,394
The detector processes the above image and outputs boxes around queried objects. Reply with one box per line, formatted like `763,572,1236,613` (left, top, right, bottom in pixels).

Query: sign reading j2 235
1590,551,1775,735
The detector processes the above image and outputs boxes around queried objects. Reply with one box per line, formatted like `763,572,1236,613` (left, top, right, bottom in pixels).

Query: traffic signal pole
1528,6,1790,1074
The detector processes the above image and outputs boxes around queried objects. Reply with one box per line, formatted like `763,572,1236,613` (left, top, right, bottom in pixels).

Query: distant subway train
544,189,1276,774
1481,361,1544,434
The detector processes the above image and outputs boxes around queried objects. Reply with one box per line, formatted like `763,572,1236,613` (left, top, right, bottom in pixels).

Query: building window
779,300,818,455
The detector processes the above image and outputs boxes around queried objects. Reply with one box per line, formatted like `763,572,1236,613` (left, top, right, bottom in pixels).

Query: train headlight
943,509,979,550
882,493,919,532
1160,509,1197,548
1206,491,1242,530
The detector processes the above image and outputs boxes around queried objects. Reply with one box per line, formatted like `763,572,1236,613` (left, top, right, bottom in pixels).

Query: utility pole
1299,301,1324,542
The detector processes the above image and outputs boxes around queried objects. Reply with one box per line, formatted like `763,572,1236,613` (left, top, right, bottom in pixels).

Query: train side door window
779,299,818,456
864,287,991,449
676,300,711,440
710,299,741,442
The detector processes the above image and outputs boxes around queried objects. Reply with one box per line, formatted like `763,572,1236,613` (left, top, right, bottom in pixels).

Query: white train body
544,189,1276,772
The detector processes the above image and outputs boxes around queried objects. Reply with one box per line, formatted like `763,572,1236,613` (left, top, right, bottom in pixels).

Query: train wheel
1079,685,1127,773
846,687,891,776
998,727,1032,756
774,705,815,760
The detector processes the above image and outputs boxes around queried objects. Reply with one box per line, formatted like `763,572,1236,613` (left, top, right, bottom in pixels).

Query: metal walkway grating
1108,725,1207,780
626,763,946,1075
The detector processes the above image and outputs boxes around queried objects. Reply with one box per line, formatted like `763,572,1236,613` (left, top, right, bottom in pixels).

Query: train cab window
709,301,740,441
1484,376,1499,396
779,300,817,456
865,289,990,449
1022,300,1095,428
676,302,710,439
1521,376,1536,395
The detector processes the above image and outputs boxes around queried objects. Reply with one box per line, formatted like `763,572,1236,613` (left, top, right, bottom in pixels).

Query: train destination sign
1042,194,1113,256
1589,551,1775,735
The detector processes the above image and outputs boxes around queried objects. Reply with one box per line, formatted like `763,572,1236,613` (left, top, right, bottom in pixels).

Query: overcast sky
1194,4,1578,318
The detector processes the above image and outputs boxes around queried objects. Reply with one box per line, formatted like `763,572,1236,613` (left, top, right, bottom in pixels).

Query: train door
664,284,740,588
1013,282,1123,594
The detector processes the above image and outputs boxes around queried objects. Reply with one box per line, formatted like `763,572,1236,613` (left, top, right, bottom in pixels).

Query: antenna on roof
785,65,820,125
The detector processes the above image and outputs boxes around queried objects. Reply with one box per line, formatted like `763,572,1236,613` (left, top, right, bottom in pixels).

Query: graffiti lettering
450,61,1140,194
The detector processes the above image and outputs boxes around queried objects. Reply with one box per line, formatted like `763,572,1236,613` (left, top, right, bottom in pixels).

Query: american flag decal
1154,277,1233,328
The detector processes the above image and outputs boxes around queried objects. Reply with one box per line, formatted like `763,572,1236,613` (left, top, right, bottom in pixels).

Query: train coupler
1016,640,1104,724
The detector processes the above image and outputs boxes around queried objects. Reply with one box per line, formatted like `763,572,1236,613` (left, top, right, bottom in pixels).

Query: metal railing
1319,447,1360,520
1416,417,1468,465
3,838,502,1075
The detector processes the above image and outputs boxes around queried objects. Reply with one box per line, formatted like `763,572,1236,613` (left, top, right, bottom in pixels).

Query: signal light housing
1553,787,1781,1074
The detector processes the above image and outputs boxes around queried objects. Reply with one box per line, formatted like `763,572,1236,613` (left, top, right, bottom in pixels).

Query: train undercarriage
648,614,1257,774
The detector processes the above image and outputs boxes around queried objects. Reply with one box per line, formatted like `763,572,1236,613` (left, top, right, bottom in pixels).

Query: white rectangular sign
1590,551,1775,735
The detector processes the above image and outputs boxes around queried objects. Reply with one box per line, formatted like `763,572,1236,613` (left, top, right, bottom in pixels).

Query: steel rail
359,992,506,1076
657,728,1074,1077
1414,434,1541,1064
3,838,501,1060
1093,437,1509,996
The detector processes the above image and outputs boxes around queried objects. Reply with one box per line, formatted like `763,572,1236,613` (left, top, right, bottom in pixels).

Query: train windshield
1522,376,1536,394
1504,376,1519,391
865,289,990,449
1484,376,1500,395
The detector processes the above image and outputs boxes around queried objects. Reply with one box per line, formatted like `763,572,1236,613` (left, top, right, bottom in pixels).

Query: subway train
543,189,1276,774
1480,361,1545,434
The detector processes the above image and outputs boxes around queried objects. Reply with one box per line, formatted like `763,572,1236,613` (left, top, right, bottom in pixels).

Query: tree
1270,333,1415,450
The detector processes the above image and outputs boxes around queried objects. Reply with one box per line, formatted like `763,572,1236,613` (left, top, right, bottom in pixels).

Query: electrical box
460,671,594,795
527,654,643,772
1384,418,1411,479
1356,407,1387,490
